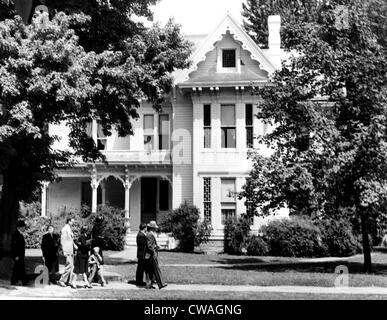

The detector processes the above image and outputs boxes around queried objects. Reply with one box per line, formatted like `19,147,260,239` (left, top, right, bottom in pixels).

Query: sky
150,0,246,35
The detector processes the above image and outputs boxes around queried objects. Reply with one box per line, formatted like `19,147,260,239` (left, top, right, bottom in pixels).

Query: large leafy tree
242,0,322,48
241,0,387,272
0,1,191,254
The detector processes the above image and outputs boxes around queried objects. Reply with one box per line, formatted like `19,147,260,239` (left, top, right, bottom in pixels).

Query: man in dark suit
10,220,28,286
145,221,167,290
41,225,60,284
134,223,148,287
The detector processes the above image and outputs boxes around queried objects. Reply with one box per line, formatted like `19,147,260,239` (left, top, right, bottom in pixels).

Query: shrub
88,206,128,251
315,218,361,257
159,201,212,252
23,215,50,249
224,216,251,255
261,217,327,257
20,208,90,249
20,203,128,251
246,235,268,256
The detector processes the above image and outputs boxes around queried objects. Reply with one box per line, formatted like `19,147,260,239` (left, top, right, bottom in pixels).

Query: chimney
268,15,281,51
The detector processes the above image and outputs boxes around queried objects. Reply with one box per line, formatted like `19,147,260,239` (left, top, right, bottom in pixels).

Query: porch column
41,182,49,217
124,182,132,219
91,166,98,214
91,184,98,214
124,168,132,219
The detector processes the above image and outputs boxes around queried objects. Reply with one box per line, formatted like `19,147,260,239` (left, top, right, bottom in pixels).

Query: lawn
72,289,387,300
103,251,387,288
16,250,387,289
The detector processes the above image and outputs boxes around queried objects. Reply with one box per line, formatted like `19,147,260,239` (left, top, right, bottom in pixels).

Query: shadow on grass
210,258,387,275
102,257,137,266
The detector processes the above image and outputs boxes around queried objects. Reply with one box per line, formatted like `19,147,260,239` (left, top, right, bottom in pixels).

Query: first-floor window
221,178,236,224
203,177,212,223
221,208,236,224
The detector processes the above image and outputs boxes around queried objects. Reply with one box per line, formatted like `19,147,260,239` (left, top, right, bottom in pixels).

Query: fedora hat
147,221,159,229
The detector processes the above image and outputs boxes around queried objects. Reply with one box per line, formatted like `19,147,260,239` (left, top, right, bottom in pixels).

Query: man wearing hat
145,221,167,290
134,222,149,287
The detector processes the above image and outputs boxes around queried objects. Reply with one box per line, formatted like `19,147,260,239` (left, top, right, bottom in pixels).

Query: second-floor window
97,122,107,150
221,104,236,148
158,114,170,150
203,104,211,148
144,115,154,151
246,104,254,148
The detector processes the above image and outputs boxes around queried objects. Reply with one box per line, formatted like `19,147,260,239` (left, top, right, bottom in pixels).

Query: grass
13,250,387,289
3,250,387,300
72,290,387,300
101,251,387,288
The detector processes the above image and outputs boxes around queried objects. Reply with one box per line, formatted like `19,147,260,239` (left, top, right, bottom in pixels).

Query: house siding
172,89,193,207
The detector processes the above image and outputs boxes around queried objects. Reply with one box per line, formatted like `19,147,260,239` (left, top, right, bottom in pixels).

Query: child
87,247,106,287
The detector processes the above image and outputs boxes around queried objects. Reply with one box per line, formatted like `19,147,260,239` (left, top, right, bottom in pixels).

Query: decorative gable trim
175,14,276,85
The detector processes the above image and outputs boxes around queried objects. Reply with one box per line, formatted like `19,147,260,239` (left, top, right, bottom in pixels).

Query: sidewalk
2,281,387,299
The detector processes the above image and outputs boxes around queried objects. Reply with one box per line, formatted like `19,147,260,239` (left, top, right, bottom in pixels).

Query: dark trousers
44,256,58,283
146,256,164,288
136,258,146,284
11,258,27,285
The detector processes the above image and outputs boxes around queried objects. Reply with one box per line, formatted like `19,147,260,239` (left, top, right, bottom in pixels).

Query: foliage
0,0,15,21
242,0,321,48
159,201,212,252
22,215,49,249
315,218,362,257
88,206,128,251
240,0,387,271
261,217,327,257
0,0,191,253
19,204,127,250
224,216,251,255
246,235,269,256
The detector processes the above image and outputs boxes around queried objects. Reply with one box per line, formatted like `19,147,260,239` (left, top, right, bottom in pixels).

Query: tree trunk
0,172,20,258
360,212,372,273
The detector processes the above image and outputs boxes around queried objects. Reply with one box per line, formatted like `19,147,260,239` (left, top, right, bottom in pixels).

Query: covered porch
42,164,173,231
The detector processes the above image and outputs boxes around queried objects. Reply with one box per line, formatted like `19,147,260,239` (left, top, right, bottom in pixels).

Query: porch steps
125,231,177,250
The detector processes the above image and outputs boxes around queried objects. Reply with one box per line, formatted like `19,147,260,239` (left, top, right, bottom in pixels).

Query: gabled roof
174,14,277,86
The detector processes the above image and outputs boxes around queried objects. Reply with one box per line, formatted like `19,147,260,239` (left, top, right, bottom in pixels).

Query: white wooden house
37,14,289,248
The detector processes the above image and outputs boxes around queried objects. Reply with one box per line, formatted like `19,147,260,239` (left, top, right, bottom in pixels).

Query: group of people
11,217,106,288
135,221,168,290
10,217,168,290
55,218,106,289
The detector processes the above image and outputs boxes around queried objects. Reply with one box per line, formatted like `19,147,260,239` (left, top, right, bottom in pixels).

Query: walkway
2,281,387,299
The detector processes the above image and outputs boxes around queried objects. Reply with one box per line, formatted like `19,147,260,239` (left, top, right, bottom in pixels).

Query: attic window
222,49,236,68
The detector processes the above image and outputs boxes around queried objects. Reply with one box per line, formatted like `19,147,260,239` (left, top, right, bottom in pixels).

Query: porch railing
101,150,172,164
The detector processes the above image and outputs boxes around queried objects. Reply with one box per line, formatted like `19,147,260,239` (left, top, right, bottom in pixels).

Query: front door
141,177,157,224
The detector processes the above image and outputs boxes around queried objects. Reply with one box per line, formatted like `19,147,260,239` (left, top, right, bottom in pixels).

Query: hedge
20,204,128,251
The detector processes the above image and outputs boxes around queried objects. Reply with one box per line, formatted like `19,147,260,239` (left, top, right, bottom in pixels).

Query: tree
0,0,15,21
242,0,322,48
0,3,191,255
241,0,387,272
